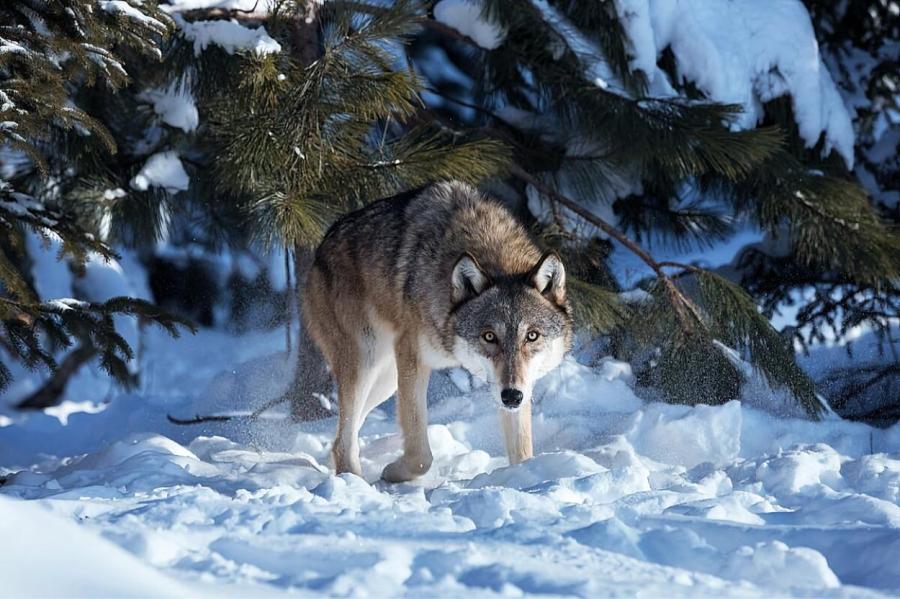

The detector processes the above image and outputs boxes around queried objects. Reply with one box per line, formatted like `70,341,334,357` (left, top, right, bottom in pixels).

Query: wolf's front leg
382,334,433,482
499,400,533,465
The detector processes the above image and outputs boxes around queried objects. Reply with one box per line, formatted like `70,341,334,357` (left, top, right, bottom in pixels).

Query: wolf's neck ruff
302,181,573,481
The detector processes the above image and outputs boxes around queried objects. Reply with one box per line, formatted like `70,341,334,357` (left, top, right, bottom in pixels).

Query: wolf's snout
501,388,524,408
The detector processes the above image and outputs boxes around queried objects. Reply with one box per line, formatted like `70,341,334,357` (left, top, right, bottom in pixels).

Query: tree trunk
288,247,334,420
285,2,334,421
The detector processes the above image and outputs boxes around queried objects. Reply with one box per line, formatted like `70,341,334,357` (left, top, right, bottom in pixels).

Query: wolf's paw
332,448,363,478
381,454,432,483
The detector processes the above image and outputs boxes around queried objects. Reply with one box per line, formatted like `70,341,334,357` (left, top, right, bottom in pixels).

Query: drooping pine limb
508,166,822,417
508,164,705,331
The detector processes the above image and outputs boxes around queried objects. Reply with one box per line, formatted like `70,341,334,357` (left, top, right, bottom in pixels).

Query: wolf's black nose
501,388,524,408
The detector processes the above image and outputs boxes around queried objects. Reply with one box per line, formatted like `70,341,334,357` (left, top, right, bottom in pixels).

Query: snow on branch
611,0,855,167
434,0,506,50
99,1,168,34
139,83,199,133
130,151,190,193
175,15,282,56
529,0,633,97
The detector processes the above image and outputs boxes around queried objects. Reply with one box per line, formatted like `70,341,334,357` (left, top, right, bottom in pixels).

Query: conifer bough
1,0,191,402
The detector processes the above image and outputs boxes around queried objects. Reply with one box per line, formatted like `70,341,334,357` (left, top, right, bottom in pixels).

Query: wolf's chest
416,333,459,370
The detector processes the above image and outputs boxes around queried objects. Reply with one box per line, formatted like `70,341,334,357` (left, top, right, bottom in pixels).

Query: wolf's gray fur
302,181,573,481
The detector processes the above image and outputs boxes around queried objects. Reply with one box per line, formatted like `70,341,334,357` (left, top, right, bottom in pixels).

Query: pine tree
0,1,193,404
164,0,899,420
162,0,509,419
743,0,900,420
12,0,890,419
405,0,899,417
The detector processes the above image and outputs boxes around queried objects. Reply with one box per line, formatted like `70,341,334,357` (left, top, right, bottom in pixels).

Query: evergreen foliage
0,1,193,398
3,0,895,420
202,0,509,249
732,0,900,415
416,0,899,417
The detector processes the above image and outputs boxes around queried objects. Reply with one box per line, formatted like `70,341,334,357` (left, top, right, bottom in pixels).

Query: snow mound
627,401,742,468
723,541,840,590
3,328,900,595
0,495,187,597
467,451,603,490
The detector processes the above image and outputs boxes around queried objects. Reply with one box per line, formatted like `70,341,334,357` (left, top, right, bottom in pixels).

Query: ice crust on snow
434,0,506,50
177,16,282,56
130,151,190,193
610,0,855,166
2,326,900,596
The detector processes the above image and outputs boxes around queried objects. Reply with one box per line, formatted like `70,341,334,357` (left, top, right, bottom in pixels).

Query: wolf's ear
531,251,566,306
451,253,489,304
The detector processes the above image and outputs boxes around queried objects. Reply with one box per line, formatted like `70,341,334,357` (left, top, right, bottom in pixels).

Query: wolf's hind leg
332,363,369,477
382,334,432,482
499,400,533,465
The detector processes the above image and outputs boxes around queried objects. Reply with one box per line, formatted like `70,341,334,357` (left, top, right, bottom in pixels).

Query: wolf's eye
525,331,540,342
482,331,497,343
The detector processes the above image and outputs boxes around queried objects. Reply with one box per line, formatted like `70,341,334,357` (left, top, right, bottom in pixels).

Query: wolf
302,181,573,481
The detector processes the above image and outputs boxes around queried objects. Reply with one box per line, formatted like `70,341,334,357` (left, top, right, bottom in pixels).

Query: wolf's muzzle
501,388,524,408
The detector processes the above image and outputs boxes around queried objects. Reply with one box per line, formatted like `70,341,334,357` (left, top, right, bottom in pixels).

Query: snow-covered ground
2,326,899,597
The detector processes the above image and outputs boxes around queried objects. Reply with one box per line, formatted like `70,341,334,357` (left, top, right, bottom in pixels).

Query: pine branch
1,294,195,396
510,164,706,331
697,272,821,416
509,166,821,416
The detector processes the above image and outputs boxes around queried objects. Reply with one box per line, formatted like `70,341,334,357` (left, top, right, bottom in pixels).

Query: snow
162,0,274,12
26,230,74,300
2,325,900,596
444,0,854,165
46,298,90,312
131,151,190,193
140,83,199,133
609,0,855,166
434,0,506,50
0,495,190,597
99,1,167,32
176,16,282,57
44,400,107,426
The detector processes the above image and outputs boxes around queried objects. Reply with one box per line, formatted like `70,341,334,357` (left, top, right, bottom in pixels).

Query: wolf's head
449,251,573,410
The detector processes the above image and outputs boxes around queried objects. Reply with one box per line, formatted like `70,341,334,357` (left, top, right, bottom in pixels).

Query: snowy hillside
2,326,899,597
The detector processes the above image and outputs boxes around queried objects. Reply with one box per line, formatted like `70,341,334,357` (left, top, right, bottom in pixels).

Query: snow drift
2,327,899,597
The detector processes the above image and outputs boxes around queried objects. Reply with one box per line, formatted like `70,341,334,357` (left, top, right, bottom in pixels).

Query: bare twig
167,393,290,425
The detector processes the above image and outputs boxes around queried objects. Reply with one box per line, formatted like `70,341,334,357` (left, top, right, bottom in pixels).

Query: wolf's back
307,181,542,334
